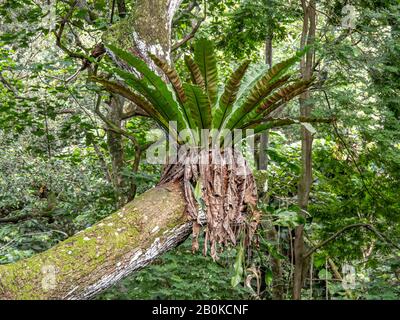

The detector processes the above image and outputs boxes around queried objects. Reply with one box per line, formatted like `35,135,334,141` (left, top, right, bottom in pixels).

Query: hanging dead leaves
159,147,260,260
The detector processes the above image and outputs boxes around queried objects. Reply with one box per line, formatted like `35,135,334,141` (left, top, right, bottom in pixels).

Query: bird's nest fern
93,38,313,259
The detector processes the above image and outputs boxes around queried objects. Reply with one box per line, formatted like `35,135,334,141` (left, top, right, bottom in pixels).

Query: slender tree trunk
293,0,316,300
256,32,284,300
0,183,190,299
117,0,127,18
106,94,128,207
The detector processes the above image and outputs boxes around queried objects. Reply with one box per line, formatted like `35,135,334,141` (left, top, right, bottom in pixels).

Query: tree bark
0,183,190,299
293,0,316,300
258,34,273,171
101,0,185,206
104,0,183,63
106,94,128,207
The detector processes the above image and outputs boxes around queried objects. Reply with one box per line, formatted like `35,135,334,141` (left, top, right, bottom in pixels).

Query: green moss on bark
0,184,187,300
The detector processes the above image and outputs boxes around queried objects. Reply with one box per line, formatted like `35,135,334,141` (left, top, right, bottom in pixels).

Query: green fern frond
194,38,219,106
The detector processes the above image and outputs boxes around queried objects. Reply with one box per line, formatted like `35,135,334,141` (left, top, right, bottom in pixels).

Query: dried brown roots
159,147,260,260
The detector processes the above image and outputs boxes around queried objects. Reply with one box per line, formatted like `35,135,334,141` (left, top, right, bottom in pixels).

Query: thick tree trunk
257,33,284,300
258,34,272,171
0,183,190,299
104,0,183,63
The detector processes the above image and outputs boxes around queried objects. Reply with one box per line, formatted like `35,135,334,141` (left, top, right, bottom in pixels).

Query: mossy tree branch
0,183,190,300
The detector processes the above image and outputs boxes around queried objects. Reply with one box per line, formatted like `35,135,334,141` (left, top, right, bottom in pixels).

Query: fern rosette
93,39,312,259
